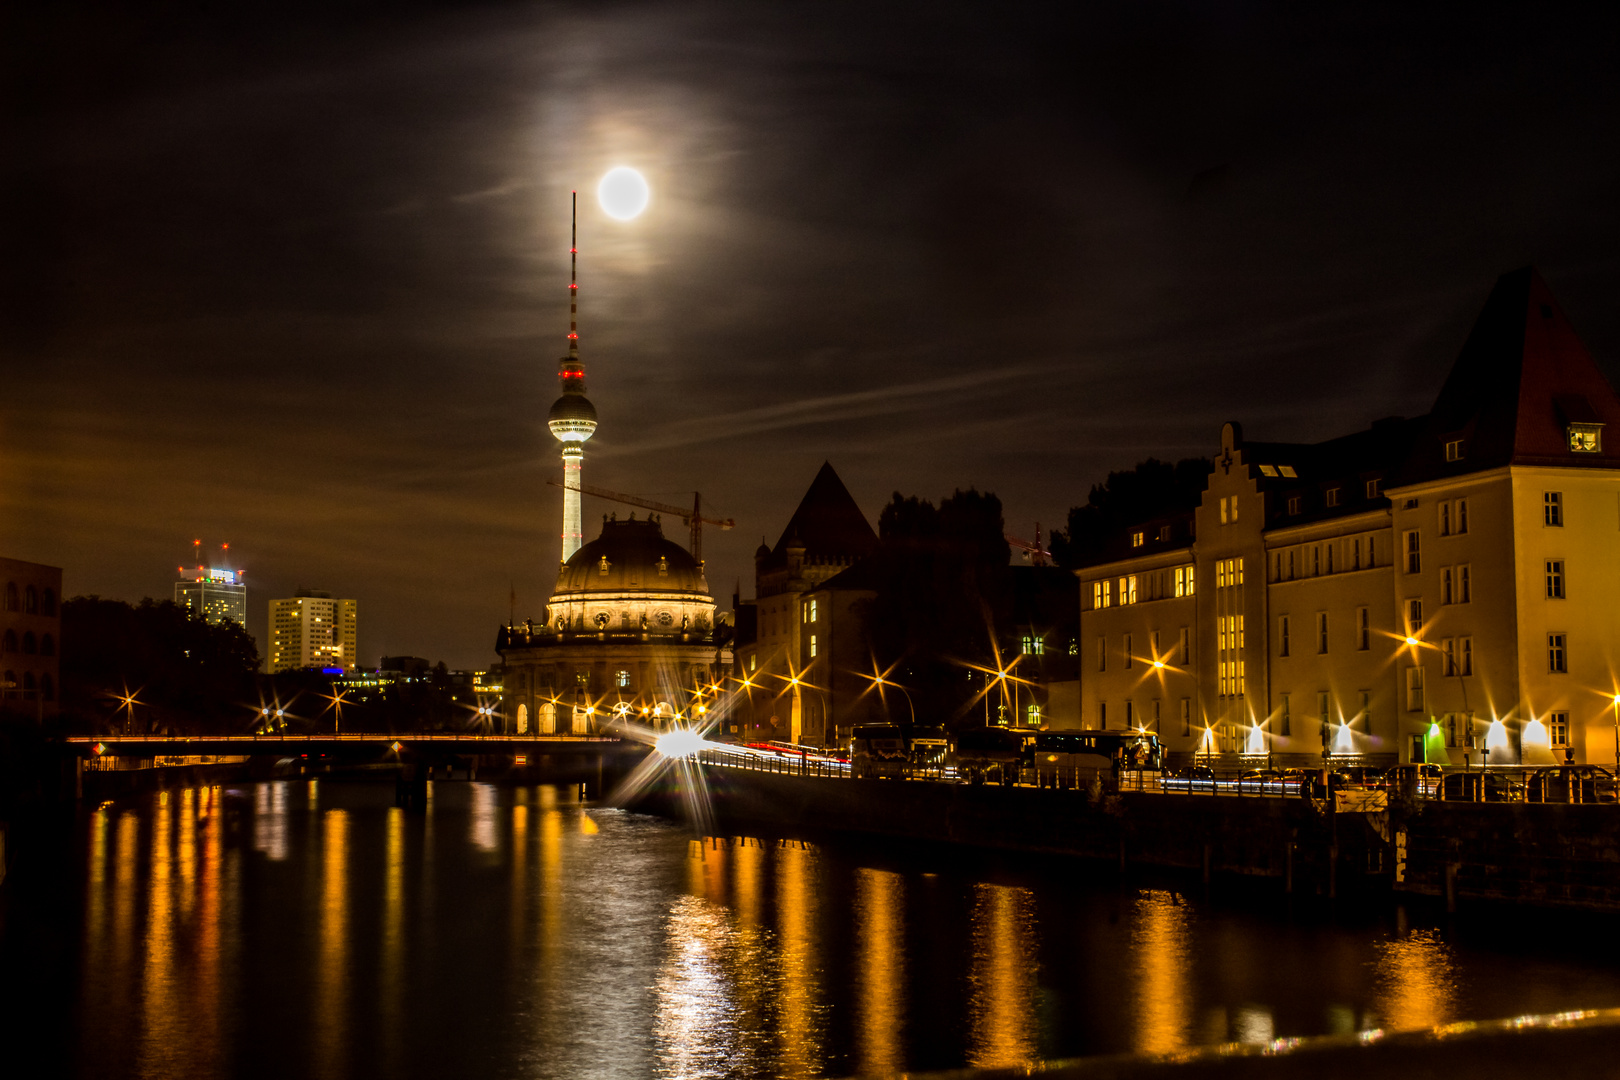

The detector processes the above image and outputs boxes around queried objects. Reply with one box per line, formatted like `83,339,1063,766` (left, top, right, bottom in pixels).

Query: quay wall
679,766,1389,894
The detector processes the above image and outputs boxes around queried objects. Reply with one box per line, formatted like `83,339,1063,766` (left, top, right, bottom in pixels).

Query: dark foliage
60,596,261,733
867,488,1012,728
1049,457,1213,567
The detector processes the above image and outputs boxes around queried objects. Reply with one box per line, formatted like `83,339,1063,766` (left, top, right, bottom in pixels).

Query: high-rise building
547,193,598,565
174,541,247,626
269,589,357,672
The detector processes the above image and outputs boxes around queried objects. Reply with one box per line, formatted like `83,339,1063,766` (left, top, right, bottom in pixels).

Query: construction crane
1005,523,1051,566
546,481,735,562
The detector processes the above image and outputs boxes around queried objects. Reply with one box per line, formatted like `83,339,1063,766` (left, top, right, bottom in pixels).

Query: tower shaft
561,446,584,561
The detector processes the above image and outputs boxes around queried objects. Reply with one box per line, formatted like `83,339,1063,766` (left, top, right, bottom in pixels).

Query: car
1330,766,1382,789
1527,765,1617,804
1382,763,1444,798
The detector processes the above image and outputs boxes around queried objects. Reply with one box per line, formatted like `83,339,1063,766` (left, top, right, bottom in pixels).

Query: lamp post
1611,694,1619,774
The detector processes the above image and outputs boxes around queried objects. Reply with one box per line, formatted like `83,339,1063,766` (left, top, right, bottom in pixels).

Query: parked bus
849,724,909,779
1024,729,1163,790
950,726,1030,785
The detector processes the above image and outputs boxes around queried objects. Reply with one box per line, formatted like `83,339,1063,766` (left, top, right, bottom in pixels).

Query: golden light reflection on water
854,867,905,1076
113,811,138,1017
381,806,406,1079
85,809,109,982
510,803,528,940
193,789,225,1076
178,788,196,921
776,842,824,1079
1131,889,1192,1054
966,883,1038,1069
314,810,349,1080
138,793,182,1078
654,894,741,1078
1372,929,1457,1032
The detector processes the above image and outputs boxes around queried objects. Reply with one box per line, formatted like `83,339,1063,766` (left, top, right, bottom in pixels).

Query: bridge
64,733,637,759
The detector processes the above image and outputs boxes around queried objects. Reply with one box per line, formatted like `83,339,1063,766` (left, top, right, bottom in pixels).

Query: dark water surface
11,778,1620,1078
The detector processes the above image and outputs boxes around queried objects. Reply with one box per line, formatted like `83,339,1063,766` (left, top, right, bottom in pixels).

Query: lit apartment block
269,589,357,672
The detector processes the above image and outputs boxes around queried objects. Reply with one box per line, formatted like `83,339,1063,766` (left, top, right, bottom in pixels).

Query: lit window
1125,575,1138,604
1158,525,1171,541
1546,560,1565,599
1544,491,1563,527
1278,466,1297,478
810,599,818,622
1131,531,1144,548
1259,465,1278,477
1548,633,1567,673
809,634,817,658
616,669,631,688
1569,425,1602,453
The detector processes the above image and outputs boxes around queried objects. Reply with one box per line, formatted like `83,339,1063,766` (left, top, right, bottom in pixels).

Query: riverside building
0,555,62,713
1079,268,1620,768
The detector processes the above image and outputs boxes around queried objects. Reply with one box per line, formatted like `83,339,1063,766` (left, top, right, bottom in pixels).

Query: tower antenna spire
568,189,579,358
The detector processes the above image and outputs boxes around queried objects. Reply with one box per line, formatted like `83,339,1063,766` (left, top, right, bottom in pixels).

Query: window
1021,634,1043,655
1,631,14,653
575,670,590,688
1545,491,1563,527
1546,559,1565,599
1549,712,1571,747
1359,691,1372,733
1131,531,1145,548
1124,634,1133,669
1458,564,1471,603
1229,496,1238,522
1180,698,1191,737
1174,566,1193,597
1027,704,1042,728
1124,701,1134,727
23,586,36,614
1548,633,1568,674
1404,530,1421,573
1151,699,1161,732
1279,616,1290,657
1441,567,1454,604
1366,478,1382,499
1456,499,1468,534
1351,538,1362,571
1099,702,1107,728
1445,439,1465,462
1097,637,1107,672
1442,638,1456,676
810,599,818,622
1278,694,1291,737
1569,425,1603,453
1312,546,1320,575
1314,612,1327,653
1357,607,1370,650
2,584,13,612
1158,525,1171,541
1125,575,1138,604
1178,627,1189,664
1406,598,1423,634
616,669,631,688
1278,465,1297,478
809,634,818,658
1150,630,1160,659
1220,497,1228,524
1287,496,1301,515
1287,550,1296,579
1326,544,1334,574
1406,667,1425,712
1440,502,1452,536
1459,636,1473,676
1326,487,1341,508
749,654,757,672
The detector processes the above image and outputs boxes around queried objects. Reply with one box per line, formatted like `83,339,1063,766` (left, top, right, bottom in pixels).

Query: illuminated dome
547,515,714,636
548,394,598,443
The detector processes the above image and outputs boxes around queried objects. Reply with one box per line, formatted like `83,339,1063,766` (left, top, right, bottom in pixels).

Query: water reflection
653,894,741,1078
1131,889,1192,1055
254,782,288,860
470,783,498,854
776,842,825,1079
854,867,905,1076
314,810,349,1079
1372,929,1457,1031
381,807,406,1079
138,792,182,1078
967,883,1038,1069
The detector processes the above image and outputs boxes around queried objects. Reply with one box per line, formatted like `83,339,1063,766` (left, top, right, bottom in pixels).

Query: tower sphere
548,394,597,443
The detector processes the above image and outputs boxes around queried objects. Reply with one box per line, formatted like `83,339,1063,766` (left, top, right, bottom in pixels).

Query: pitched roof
760,462,878,571
1394,267,1620,485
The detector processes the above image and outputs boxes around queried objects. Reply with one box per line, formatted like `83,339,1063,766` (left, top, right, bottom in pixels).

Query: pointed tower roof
761,462,878,571
1393,267,1620,485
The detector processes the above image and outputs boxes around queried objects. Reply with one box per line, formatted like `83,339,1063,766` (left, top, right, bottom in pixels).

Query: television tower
546,191,598,564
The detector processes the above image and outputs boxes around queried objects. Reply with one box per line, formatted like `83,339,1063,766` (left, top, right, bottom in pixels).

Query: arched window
3,583,15,611
24,586,37,614
516,703,529,734
39,633,54,657
22,672,34,694
21,632,35,655
41,674,54,701
2,630,15,653
41,588,56,616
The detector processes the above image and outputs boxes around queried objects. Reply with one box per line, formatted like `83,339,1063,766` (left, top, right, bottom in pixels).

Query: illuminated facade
174,568,247,627
1079,268,1620,767
269,589,358,672
498,514,728,734
0,555,62,714
732,462,879,745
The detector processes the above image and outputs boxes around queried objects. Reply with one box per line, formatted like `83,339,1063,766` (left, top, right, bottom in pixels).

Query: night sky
6,2,1620,668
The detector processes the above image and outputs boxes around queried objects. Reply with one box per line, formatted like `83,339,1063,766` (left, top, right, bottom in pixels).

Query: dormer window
1445,439,1465,462
1158,525,1171,541
1569,424,1603,453
1287,496,1301,515
1325,487,1341,508
598,556,612,576
1130,531,1144,548
1278,465,1298,478
1366,478,1382,499
1258,465,1278,477
657,556,669,576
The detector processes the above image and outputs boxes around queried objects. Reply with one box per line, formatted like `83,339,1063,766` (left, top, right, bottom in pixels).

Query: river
9,778,1620,1078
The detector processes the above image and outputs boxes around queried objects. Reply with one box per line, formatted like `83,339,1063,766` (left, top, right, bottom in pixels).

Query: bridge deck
63,734,633,757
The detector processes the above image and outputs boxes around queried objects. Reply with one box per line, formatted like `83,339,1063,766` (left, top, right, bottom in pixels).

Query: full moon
597,166,650,220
